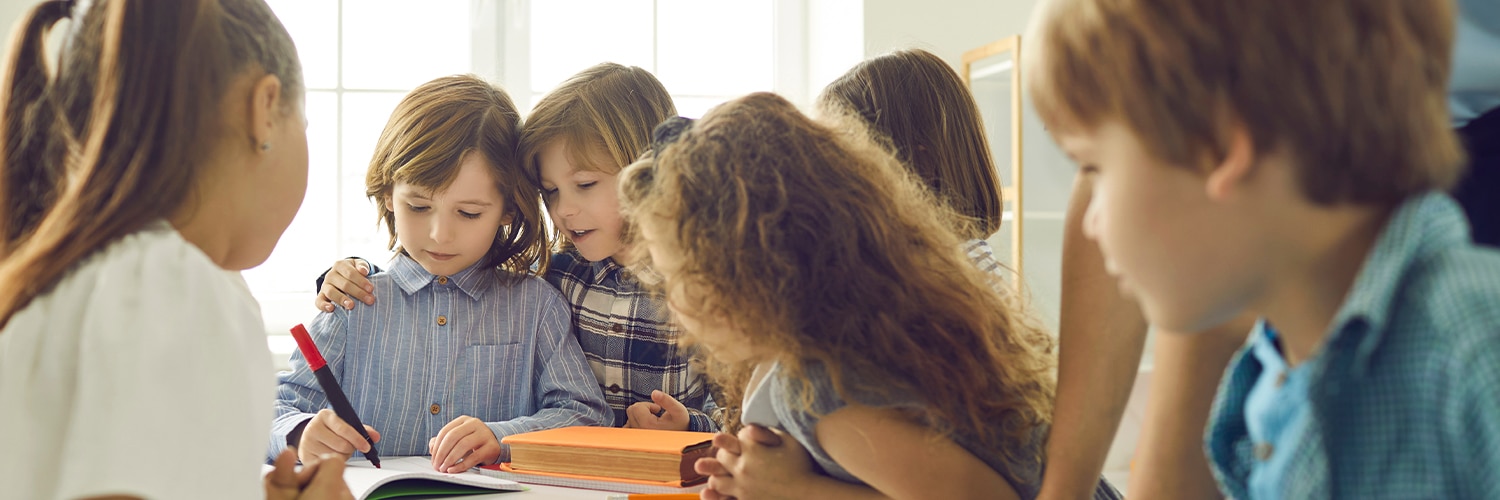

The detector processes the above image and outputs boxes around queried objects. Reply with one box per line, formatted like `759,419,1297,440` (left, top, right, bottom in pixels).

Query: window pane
242,91,340,294
340,92,409,265
529,0,653,94
672,95,735,119
265,0,338,89
342,0,471,90
655,0,774,96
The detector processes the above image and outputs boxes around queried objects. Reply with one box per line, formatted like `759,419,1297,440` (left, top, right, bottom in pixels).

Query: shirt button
611,324,624,333
430,404,441,414
1275,372,1288,388
437,276,449,285
436,315,448,326
608,384,621,394
1254,442,1274,461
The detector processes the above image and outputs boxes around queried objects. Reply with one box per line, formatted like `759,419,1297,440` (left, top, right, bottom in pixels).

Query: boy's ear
1205,125,1256,202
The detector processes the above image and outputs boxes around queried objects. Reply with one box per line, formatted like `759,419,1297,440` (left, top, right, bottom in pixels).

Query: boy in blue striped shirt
270,76,609,473
1026,0,1500,497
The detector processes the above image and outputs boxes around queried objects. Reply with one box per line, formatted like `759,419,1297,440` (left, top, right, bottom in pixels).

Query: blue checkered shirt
545,249,719,432
1206,192,1500,499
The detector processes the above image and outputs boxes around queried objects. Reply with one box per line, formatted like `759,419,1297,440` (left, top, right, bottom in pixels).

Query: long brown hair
0,0,302,327
819,49,1004,239
365,75,546,275
621,93,1056,466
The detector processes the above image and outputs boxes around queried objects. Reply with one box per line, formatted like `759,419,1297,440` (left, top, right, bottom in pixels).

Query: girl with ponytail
0,1,348,498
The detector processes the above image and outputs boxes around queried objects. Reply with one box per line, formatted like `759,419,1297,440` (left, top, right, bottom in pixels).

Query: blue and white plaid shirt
1207,192,1500,499
272,254,610,463
546,249,719,432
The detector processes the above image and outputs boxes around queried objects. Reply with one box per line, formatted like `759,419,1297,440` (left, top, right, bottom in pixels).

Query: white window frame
262,0,824,366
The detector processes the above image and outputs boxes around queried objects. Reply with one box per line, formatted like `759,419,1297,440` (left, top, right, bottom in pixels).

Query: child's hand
297,409,382,463
316,259,375,312
623,390,691,431
429,415,502,473
698,425,812,500
694,431,741,500
265,448,355,500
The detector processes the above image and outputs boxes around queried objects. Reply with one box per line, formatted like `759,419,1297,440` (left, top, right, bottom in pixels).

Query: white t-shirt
0,222,273,500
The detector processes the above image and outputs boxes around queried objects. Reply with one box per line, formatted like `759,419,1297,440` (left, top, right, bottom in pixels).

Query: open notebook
260,456,523,500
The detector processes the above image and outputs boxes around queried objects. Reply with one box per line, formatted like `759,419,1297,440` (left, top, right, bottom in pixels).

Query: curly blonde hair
620,92,1056,466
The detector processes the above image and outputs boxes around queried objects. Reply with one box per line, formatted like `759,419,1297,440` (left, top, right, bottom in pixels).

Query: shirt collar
1249,320,1286,373
1325,192,1471,373
565,247,629,287
388,253,494,300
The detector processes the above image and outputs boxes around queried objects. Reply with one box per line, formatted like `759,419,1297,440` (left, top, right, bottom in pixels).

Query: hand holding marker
290,323,382,468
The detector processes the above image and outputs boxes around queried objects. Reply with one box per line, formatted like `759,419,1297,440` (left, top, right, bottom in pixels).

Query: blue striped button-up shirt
1206,193,1500,499
269,254,611,463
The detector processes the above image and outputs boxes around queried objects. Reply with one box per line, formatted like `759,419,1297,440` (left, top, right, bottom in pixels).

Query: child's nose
430,216,454,243
553,193,580,218
1082,196,1102,241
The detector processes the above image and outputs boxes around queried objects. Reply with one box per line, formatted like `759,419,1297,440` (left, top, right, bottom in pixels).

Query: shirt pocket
456,344,533,419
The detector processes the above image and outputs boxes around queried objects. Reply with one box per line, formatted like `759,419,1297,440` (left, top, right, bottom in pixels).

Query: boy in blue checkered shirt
1025,0,1500,497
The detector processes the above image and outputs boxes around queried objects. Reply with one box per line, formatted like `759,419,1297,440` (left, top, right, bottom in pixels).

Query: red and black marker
289,324,381,468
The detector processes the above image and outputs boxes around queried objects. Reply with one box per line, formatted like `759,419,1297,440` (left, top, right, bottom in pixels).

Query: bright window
252,0,790,342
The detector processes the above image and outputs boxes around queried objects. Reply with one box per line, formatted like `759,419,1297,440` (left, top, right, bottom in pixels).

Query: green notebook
261,456,525,500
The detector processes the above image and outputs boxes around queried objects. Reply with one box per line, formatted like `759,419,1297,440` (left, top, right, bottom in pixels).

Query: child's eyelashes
404,204,480,219
577,181,597,189
1080,165,1101,177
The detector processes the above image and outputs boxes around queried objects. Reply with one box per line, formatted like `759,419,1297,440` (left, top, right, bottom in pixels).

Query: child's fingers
623,402,655,428
314,409,370,453
714,442,742,473
700,485,730,500
304,453,354,499
364,425,381,444
706,474,739,499
314,293,336,313
651,390,689,417
739,424,783,447
711,432,742,455
322,275,366,309
442,433,494,473
430,417,476,470
694,457,731,477
264,448,301,499
318,283,351,310
331,260,376,304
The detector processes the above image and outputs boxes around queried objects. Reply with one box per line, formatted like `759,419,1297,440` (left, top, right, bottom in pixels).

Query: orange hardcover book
498,427,716,484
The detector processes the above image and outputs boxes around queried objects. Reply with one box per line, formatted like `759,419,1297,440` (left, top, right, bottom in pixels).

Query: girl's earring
260,142,272,152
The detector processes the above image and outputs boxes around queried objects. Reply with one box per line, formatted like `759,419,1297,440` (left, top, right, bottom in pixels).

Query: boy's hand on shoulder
623,390,690,431
298,409,382,463
265,448,355,500
430,415,502,473
316,258,376,312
